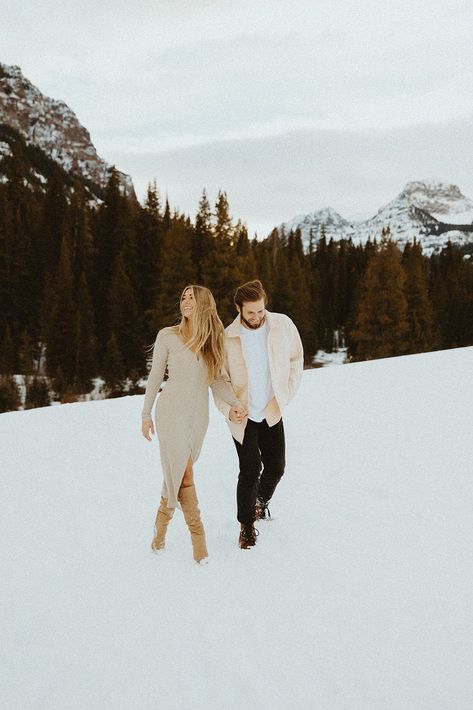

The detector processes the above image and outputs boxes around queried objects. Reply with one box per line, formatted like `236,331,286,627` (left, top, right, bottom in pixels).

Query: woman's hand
142,419,155,441
229,404,247,424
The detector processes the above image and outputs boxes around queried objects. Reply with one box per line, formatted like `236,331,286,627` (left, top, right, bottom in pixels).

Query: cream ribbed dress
141,327,239,509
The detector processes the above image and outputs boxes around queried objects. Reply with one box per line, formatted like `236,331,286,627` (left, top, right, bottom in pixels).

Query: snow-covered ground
1,346,473,710
313,348,348,366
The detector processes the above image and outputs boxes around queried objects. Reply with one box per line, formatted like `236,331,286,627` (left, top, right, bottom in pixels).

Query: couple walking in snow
141,280,303,563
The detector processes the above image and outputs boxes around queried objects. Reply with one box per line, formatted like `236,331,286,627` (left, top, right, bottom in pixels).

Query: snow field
1,346,472,709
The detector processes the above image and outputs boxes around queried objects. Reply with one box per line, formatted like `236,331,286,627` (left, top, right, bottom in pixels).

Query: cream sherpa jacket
212,310,304,443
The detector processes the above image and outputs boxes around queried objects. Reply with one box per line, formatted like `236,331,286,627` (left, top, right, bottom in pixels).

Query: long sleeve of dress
210,366,239,419
141,330,169,420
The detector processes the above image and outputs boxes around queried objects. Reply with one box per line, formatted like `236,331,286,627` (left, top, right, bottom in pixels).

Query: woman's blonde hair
174,285,225,382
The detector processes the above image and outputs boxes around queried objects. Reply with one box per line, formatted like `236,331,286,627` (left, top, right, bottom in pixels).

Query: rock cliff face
0,62,133,196
280,179,473,255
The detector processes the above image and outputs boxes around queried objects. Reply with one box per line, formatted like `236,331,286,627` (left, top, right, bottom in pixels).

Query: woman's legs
179,457,194,489
151,456,192,553
178,457,208,563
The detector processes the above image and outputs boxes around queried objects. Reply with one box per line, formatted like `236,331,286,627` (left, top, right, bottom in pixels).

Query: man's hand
229,404,247,424
142,419,155,441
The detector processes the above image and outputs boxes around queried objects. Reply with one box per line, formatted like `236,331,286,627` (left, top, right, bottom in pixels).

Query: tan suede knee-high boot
178,484,208,563
151,496,175,552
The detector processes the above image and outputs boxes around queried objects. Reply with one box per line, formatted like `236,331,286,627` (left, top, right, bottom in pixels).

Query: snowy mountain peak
397,179,471,215
0,62,134,195
281,205,351,238
279,179,473,255
312,206,349,224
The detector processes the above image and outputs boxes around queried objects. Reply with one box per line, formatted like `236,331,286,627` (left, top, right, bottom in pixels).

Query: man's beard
241,313,266,330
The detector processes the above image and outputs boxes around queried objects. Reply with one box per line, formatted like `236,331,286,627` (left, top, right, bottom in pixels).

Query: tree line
1,137,472,412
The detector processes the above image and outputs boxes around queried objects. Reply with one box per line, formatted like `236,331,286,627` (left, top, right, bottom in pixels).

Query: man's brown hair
234,279,268,309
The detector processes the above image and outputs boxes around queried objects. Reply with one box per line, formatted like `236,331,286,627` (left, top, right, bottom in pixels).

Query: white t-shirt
240,320,274,422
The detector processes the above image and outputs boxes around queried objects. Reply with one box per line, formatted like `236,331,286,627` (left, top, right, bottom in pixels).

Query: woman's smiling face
180,287,196,319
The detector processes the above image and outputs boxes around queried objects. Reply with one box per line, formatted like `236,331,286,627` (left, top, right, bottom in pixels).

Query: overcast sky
3,0,473,235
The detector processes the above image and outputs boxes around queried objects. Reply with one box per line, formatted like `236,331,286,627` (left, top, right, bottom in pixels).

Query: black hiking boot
239,522,259,549
255,497,271,520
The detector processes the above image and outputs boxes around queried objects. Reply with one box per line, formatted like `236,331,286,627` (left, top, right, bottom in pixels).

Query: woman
141,285,245,564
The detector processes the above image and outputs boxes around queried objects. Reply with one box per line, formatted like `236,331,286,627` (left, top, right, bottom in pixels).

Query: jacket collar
226,309,277,338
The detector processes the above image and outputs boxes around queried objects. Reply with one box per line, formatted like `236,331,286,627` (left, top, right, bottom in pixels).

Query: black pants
232,418,285,524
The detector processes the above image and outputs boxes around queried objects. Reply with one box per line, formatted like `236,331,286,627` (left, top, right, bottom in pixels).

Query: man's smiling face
238,299,266,330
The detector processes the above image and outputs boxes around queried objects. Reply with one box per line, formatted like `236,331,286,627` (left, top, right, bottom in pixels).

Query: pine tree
0,325,16,374
279,229,312,362
93,168,136,351
234,221,258,282
46,237,77,381
107,252,144,374
193,189,213,283
102,333,126,393
305,233,322,358
402,240,434,353
150,219,196,333
271,243,292,314
253,239,274,300
0,375,21,413
69,178,94,290
40,167,69,270
1,153,37,340
74,273,98,392
0,186,14,337
351,238,410,360
25,378,50,409
162,196,171,233
51,366,68,401
145,180,162,219
313,231,337,351
202,191,242,323
343,240,364,350
19,330,35,403
433,242,473,347
138,181,164,337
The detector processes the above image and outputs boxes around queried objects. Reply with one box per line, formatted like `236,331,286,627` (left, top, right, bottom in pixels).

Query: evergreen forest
1,125,472,412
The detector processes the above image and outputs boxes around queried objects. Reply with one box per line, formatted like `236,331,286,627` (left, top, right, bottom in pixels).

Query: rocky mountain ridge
0,62,133,196
279,179,473,255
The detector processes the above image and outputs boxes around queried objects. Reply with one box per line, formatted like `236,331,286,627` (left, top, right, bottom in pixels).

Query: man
213,280,304,549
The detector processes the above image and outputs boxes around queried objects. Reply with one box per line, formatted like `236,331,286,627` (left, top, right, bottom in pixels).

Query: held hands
141,419,155,441
229,404,247,424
